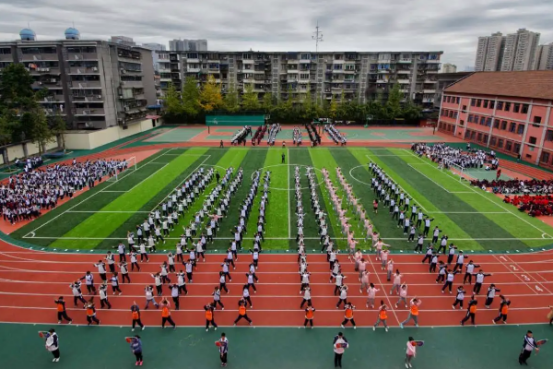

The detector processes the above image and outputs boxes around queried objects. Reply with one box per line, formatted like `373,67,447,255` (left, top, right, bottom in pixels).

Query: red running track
0,240,552,328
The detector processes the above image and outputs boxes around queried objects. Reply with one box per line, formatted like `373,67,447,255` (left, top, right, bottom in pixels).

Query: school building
438,71,553,169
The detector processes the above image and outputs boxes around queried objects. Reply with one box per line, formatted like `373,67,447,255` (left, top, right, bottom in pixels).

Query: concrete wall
2,140,59,164
63,118,157,150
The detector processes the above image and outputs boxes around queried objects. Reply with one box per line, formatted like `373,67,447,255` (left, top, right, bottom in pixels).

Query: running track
0,240,551,328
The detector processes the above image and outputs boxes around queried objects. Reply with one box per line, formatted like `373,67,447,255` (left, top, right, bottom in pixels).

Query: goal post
107,156,137,182
445,160,467,182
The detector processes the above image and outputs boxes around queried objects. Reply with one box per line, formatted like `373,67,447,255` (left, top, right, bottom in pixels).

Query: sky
0,0,552,70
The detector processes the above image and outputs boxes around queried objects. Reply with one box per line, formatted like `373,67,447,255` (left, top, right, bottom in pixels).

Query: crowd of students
412,143,498,170
305,122,321,146
503,194,553,217
292,128,303,146
471,178,553,195
251,125,267,146
325,125,347,145
231,126,252,145
1,158,128,225
266,123,281,146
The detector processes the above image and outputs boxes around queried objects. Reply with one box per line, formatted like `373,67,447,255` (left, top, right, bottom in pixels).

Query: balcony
40,95,65,103
67,52,98,61
242,59,255,64
72,95,103,102
423,89,436,93
377,69,390,73
398,59,412,63
120,80,143,88
186,58,200,63
187,67,201,73
0,53,13,62
68,67,99,74
398,79,410,84
74,108,105,115
422,98,434,103
30,67,61,75
424,69,438,73
426,59,441,63
70,80,102,88
378,59,391,64
20,53,59,62
299,58,311,64
397,70,411,74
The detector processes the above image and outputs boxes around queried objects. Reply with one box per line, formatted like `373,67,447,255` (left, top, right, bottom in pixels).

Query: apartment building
438,71,553,168
169,39,208,52
441,63,457,73
0,28,156,130
533,43,553,71
142,43,166,73
156,50,443,106
474,32,505,71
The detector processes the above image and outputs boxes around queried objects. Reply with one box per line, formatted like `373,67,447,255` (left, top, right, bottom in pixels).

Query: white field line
492,254,538,295
502,254,553,294
406,150,554,239
24,149,176,237
123,163,169,192
101,190,129,193
21,236,553,241
365,154,429,213
66,211,151,213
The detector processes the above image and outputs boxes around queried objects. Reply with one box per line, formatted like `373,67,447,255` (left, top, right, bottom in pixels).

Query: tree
301,88,315,119
0,63,37,112
29,109,52,154
163,82,183,115
241,84,260,111
262,92,273,113
223,84,240,113
181,76,201,116
0,115,12,146
336,91,348,120
50,112,68,150
327,95,338,119
402,100,423,120
384,83,403,120
199,75,223,112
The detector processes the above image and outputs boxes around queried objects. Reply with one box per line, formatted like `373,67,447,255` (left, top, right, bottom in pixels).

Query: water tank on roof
64,27,80,40
20,28,36,41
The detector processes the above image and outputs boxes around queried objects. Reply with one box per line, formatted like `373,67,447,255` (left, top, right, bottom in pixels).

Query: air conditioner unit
97,95,102,99
50,79,56,83
121,69,126,74
124,107,129,112
92,67,98,72
44,68,50,72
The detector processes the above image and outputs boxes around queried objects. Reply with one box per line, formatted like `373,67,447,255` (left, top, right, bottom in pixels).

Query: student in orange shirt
304,306,316,328
341,302,356,329
53,296,72,325
233,298,252,326
205,304,218,332
130,301,145,331
460,295,478,326
492,295,511,324
85,298,100,326
373,301,389,332
400,298,421,328
161,298,176,329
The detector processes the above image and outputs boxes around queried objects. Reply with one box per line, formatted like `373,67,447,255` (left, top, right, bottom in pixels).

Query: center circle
251,164,324,191
348,164,372,186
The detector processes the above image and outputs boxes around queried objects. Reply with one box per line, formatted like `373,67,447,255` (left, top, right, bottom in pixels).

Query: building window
491,137,497,146
514,103,520,113
540,151,550,163
477,133,482,141
480,116,486,125
513,143,521,153
471,99,476,107
498,139,504,148
504,102,511,111
509,122,516,133
501,120,507,130
533,116,541,127
471,131,476,139
497,101,504,110
522,104,529,114
506,141,512,151
483,134,489,143
453,112,458,119
465,130,470,139
486,117,492,127
483,100,488,109
493,119,500,128
517,124,524,134
459,120,464,126
546,130,553,142
443,96,447,102
476,99,482,107
462,105,467,111
529,137,537,145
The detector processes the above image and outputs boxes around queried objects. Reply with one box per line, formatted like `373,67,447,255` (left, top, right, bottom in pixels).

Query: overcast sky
0,0,552,70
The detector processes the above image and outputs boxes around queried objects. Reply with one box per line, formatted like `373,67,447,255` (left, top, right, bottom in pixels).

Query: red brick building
438,71,553,169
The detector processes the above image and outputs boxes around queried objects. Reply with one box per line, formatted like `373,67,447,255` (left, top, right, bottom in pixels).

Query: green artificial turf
8,146,553,253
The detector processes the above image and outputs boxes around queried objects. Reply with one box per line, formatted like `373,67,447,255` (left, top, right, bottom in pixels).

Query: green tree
301,88,315,119
384,83,403,120
0,63,36,112
50,112,68,150
262,92,273,113
29,109,53,154
163,82,183,115
327,95,338,119
199,75,223,112
241,84,260,111
223,84,240,113
181,76,201,116
402,100,423,120
0,114,12,145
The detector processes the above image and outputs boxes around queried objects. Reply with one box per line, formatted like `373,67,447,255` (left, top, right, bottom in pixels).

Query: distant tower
20,28,36,41
64,27,81,40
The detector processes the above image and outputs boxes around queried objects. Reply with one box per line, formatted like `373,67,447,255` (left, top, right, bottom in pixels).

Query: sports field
10,146,553,253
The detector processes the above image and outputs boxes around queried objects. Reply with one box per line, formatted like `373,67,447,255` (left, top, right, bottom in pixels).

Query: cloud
0,0,551,70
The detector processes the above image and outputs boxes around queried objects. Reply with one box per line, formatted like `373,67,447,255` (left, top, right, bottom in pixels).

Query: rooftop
445,71,553,100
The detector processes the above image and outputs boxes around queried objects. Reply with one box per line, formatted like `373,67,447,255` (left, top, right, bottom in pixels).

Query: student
205,304,218,332
218,333,229,367
472,270,492,294
336,285,348,308
176,271,188,295
161,298,176,329
54,297,72,325
170,284,181,310
144,286,159,309
400,298,421,328
119,262,130,283
518,330,540,365
452,286,466,309
461,295,478,326
85,298,100,326
493,295,511,324
484,284,501,308
453,251,466,272
304,306,316,328
341,303,356,329
396,284,409,308
44,329,60,363
300,286,313,308
246,272,257,293
219,271,230,294
441,269,458,294
69,281,87,307
373,301,389,332
333,332,349,368
242,284,253,308
130,301,145,331
129,336,143,366
130,251,140,271
390,270,402,295
212,287,225,310
94,260,107,282
405,337,417,368
99,283,112,309
233,299,253,326
105,251,116,273
80,271,97,295
111,273,122,295
139,243,149,262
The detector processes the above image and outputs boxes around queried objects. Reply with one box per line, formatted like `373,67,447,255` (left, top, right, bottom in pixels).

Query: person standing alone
519,330,539,365
333,332,349,368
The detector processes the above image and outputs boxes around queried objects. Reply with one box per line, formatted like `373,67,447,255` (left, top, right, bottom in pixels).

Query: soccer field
11,146,553,252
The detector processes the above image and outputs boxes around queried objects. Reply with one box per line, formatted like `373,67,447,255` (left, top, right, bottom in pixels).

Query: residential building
109,36,136,46
142,43,166,73
474,32,505,71
157,50,443,106
441,63,457,73
433,71,473,108
500,29,540,71
0,28,156,130
169,39,208,52
533,43,553,71
438,71,553,168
